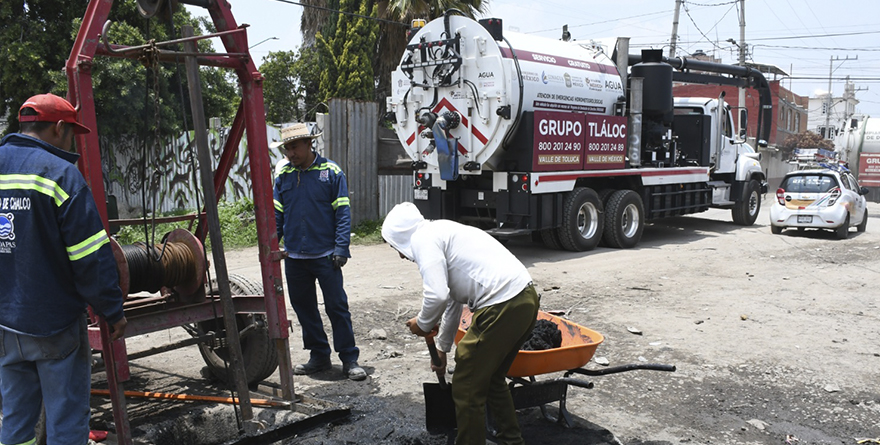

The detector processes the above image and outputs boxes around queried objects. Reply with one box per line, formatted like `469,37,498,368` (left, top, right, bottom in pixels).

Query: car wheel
835,215,850,240
732,179,761,226
771,225,783,235
856,209,868,232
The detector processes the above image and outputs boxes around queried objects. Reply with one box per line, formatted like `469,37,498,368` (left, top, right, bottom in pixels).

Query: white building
808,77,860,140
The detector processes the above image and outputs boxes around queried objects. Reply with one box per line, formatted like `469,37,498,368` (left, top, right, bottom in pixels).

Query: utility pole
669,0,682,58
824,55,858,138
737,0,746,132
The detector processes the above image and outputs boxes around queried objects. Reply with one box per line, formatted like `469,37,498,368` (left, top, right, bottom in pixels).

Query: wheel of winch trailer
556,187,604,252
835,215,850,240
197,274,278,386
602,189,645,249
732,179,762,226
857,209,868,233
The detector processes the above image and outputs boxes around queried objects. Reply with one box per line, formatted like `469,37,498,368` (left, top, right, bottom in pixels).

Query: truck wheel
856,209,868,232
540,228,563,250
732,179,761,226
557,187,604,252
198,274,279,387
602,190,644,249
835,215,850,240
596,189,615,248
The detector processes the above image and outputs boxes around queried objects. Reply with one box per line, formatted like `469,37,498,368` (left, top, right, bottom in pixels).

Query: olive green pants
452,284,539,445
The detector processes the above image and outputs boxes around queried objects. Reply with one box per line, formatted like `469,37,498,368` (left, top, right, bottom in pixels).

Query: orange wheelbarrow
452,309,676,428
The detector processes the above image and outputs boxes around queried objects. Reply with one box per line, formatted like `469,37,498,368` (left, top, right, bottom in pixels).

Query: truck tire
198,274,279,387
602,190,645,249
596,188,615,248
835,215,850,240
856,209,868,232
557,187,604,252
540,228,564,250
732,179,762,226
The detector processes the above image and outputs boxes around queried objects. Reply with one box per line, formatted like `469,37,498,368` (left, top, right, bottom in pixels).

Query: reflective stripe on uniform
66,229,109,261
274,199,283,212
0,173,70,206
331,197,350,210
308,162,341,174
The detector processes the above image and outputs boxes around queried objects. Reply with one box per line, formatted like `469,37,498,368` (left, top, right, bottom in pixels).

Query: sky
192,0,880,118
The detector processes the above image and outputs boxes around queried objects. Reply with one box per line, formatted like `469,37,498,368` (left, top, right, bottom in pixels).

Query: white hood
381,202,426,260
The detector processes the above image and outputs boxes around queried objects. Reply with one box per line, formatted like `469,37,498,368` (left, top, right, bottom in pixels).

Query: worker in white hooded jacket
381,202,539,445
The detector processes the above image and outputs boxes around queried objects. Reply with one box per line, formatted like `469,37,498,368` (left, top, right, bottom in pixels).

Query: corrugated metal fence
326,99,379,226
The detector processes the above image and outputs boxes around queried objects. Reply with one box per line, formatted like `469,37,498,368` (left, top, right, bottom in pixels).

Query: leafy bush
351,218,385,246
113,199,384,250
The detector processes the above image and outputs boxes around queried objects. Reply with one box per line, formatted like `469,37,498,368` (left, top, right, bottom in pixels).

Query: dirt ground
15,197,880,445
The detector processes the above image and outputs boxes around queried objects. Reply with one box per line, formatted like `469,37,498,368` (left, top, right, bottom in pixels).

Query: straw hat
269,123,322,150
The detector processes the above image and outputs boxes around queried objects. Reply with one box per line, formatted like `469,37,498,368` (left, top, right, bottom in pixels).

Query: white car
769,168,869,239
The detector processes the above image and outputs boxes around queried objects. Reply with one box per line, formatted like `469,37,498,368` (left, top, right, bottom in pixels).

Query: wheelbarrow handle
565,363,677,377
425,335,450,390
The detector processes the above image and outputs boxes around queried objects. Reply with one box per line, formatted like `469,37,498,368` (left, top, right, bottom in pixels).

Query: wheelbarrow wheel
197,274,278,386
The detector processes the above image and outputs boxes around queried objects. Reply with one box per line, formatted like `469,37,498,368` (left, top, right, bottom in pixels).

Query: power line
525,9,673,34
754,44,880,52
749,30,880,42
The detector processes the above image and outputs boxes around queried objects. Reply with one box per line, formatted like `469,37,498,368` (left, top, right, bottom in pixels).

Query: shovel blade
423,382,456,434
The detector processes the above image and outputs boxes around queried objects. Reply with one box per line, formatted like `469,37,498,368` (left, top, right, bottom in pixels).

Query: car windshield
780,174,839,193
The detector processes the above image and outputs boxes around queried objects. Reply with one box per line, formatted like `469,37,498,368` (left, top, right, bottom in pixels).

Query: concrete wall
760,148,796,191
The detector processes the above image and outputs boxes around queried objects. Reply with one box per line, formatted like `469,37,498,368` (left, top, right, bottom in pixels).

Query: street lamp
249,36,279,49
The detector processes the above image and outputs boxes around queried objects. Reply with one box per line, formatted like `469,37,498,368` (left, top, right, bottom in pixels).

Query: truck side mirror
738,108,748,139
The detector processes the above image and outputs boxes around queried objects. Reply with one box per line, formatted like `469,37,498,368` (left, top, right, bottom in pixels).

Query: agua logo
478,72,495,79
539,119,582,137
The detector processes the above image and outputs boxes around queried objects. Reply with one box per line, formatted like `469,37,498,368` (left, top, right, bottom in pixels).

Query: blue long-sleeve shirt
0,133,124,336
273,153,351,258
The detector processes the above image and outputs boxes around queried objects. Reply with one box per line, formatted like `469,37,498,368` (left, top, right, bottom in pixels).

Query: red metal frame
65,1,293,443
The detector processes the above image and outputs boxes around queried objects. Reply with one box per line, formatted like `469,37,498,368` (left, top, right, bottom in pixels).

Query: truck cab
673,97,766,224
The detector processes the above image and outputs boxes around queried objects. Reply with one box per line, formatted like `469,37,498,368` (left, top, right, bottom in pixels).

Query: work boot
294,357,332,375
343,361,367,381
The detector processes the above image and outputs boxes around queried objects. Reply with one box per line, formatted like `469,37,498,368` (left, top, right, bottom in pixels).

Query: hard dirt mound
520,319,562,351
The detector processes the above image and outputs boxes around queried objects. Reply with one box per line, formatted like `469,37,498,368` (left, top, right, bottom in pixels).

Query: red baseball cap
18,94,91,134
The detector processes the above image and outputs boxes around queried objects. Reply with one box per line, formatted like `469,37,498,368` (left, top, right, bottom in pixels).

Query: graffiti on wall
101,125,286,218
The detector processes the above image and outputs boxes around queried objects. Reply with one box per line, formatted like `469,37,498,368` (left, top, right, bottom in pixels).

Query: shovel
423,335,457,436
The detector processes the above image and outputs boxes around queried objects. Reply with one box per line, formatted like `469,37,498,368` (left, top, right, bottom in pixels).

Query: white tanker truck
386,12,774,250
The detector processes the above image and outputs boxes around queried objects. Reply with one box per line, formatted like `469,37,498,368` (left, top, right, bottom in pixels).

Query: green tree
316,0,380,101
1,0,238,137
261,46,323,124
0,0,89,134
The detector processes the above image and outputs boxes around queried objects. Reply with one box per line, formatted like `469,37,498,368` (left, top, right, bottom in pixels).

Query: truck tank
387,13,624,174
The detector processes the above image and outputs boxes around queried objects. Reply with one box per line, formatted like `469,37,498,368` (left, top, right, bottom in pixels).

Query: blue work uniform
0,133,124,445
273,152,358,364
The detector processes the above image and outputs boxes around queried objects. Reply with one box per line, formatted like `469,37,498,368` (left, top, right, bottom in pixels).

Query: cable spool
114,229,206,301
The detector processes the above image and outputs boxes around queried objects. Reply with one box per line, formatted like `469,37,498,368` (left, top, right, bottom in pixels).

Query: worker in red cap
0,93,127,445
